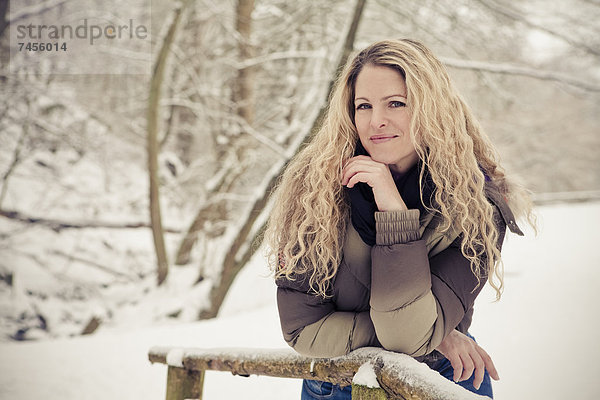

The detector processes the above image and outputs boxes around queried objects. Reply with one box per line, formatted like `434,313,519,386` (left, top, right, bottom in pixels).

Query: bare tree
198,0,367,319
147,0,194,285
173,0,258,267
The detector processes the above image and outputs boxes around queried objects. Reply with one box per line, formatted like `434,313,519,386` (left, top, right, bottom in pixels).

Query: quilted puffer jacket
275,182,522,361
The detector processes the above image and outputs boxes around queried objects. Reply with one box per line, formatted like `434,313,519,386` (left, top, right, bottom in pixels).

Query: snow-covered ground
1,201,599,399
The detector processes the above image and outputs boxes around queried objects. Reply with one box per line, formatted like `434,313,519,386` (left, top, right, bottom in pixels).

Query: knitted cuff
374,209,421,245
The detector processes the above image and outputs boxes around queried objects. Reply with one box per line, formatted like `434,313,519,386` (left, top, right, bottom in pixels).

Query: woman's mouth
370,134,399,144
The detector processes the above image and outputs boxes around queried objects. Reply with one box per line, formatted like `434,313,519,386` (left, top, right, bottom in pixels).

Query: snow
373,350,486,400
470,201,600,400
343,347,487,399
353,362,380,388
0,202,599,399
166,348,184,367
525,30,569,63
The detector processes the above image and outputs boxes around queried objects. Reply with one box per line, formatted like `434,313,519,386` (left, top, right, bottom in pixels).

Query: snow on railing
148,346,488,400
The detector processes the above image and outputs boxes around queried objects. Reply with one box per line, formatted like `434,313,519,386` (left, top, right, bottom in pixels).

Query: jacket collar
484,182,524,236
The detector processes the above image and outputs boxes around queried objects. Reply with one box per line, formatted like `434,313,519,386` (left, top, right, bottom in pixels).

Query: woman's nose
370,108,387,129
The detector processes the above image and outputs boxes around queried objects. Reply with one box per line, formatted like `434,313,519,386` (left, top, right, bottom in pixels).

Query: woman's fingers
436,330,500,390
458,352,475,383
457,344,493,390
465,351,485,390
445,352,463,383
478,344,500,381
346,172,371,188
342,164,378,187
341,156,384,185
341,155,407,211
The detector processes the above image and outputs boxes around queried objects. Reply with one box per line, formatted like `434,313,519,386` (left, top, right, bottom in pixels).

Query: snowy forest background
0,0,599,398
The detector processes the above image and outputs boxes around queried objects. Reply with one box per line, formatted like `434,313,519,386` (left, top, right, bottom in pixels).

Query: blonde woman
265,39,532,399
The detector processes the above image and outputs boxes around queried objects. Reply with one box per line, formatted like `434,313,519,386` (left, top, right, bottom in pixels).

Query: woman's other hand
435,330,500,390
342,155,407,212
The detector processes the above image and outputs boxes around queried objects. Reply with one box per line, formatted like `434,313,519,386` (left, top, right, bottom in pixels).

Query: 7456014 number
18,42,67,52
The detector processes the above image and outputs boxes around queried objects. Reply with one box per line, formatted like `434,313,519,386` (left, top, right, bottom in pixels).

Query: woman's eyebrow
381,94,407,100
354,94,407,103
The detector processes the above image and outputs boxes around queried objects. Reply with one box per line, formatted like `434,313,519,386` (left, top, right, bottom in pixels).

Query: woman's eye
390,100,406,108
356,103,371,110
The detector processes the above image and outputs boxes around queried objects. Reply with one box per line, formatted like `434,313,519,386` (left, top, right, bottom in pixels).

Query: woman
265,38,533,399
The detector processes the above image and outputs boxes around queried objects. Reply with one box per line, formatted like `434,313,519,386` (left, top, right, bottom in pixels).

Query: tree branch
236,49,324,69
6,0,70,27
196,0,368,320
0,209,182,233
0,121,28,208
441,57,600,92
477,0,600,58
50,249,134,280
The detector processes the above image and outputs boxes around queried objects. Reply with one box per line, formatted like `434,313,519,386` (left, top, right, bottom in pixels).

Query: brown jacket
276,183,522,360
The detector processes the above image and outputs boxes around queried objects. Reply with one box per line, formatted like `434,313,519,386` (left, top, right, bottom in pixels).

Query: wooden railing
148,346,487,400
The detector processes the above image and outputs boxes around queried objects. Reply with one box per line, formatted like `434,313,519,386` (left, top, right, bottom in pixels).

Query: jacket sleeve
276,269,379,358
370,207,506,357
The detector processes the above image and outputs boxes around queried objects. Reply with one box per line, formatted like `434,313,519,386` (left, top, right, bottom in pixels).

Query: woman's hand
342,156,407,212
435,330,500,390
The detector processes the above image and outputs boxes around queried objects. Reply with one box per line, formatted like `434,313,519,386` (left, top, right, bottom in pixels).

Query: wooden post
165,366,205,400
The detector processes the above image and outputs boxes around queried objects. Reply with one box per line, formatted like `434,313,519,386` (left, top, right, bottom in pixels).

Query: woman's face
353,64,419,175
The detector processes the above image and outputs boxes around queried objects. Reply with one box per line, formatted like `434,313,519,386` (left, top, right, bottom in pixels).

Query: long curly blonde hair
265,39,533,300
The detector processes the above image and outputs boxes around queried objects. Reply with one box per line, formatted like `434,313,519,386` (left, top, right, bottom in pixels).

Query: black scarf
346,141,435,246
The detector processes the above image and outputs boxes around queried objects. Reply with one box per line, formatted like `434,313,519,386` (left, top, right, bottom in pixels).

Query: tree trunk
173,0,256,267
0,0,8,39
174,162,245,266
148,0,193,285
198,0,367,319
233,0,255,125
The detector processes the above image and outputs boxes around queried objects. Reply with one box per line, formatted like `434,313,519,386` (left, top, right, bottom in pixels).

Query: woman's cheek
355,118,369,137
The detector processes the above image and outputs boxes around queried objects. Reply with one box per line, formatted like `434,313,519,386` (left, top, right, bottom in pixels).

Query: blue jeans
301,336,493,399
301,366,492,399
301,379,352,400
